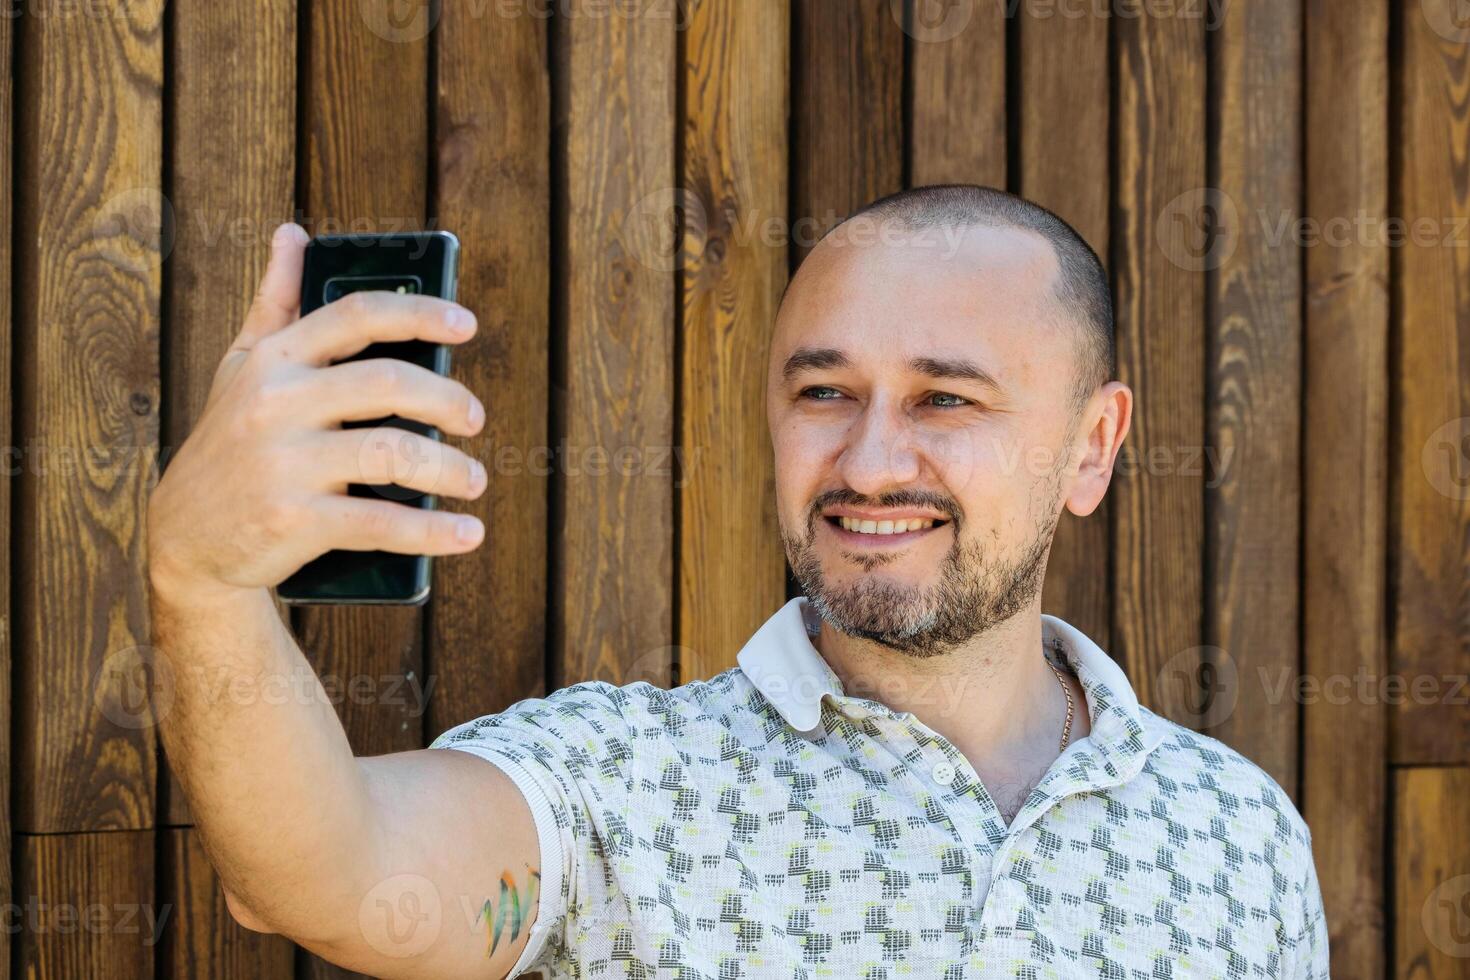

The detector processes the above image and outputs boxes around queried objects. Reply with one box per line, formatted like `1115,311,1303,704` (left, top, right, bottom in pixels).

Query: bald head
782,184,1114,421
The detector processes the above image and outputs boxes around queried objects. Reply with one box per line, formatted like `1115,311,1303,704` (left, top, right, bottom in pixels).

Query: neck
812,603,1091,768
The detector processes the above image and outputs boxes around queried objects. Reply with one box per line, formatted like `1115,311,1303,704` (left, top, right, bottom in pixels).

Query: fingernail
468,397,484,428
446,307,475,333
274,222,305,247
456,516,483,543
469,458,486,491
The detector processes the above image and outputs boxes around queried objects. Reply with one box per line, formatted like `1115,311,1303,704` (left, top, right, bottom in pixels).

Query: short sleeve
1287,829,1331,978
428,680,635,977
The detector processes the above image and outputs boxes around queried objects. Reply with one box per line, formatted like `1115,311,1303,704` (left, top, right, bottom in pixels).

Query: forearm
149,574,379,942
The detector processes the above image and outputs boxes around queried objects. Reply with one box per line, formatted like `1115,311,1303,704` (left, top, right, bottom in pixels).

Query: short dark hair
809,184,1114,421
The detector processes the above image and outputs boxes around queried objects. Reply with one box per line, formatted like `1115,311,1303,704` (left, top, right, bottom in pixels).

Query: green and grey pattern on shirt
430,598,1329,978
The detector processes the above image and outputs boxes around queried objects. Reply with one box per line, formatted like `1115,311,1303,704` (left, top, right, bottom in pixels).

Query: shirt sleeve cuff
437,742,568,978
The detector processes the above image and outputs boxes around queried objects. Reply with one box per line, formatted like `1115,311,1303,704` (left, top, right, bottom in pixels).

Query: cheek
771,421,829,517
916,427,1034,527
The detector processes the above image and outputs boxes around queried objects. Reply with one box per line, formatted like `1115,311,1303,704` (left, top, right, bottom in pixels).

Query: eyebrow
781,346,1005,395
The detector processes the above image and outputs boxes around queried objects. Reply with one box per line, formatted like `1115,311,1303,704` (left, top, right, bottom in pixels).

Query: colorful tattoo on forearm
478,865,540,958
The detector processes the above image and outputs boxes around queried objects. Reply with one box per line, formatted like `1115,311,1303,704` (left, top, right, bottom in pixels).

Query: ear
1063,381,1131,518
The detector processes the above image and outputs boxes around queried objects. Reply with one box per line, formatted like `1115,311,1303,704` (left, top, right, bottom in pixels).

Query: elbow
223,888,279,934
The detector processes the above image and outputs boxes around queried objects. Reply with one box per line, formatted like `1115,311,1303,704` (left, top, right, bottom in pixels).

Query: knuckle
250,332,286,364
451,450,476,492
257,496,300,538
428,512,457,549
254,444,294,486
367,358,402,394
454,383,476,421
338,290,372,318
361,503,401,542
240,389,279,433
241,376,297,430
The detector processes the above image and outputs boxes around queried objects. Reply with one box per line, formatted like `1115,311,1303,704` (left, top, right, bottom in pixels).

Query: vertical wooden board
1302,0,1389,973
157,829,295,979
791,0,904,266
14,0,164,832
1017,1,1111,646
908,0,1006,187
426,0,551,732
1207,0,1303,789
679,0,790,679
552,0,676,686
1110,6,1206,712
294,0,428,759
16,831,156,978
163,0,298,828
296,4,428,972
300,0,428,236
1394,767,1470,978
1395,0,1470,766
0,5,11,977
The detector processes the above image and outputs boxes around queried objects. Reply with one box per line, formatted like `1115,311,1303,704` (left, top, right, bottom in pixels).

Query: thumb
238,222,309,346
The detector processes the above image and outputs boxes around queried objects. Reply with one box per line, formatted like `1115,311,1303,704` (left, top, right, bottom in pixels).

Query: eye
798,385,844,401
925,391,970,408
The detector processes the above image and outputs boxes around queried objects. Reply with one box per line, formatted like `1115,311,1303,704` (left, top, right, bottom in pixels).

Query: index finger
270,290,477,365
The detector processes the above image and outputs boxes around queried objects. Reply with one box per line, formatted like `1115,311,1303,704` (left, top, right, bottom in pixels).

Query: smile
822,514,950,546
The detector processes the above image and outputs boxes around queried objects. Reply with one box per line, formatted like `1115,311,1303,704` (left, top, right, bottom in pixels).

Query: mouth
820,513,951,548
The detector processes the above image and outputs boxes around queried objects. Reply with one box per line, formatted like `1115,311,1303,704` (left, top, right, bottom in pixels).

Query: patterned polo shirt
429,596,1329,978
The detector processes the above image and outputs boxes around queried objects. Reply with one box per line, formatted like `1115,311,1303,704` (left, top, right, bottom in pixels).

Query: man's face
767,221,1084,658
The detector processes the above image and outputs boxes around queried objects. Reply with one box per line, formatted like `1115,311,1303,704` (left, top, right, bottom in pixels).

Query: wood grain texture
1302,0,1389,973
791,0,904,265
679,0,790,680
1110,5,1207,716
14,0,164,833
1207,0,1303,789
296,4,428,974
294,0,428,763
157,829,295,979
16,831,156,979
424,0,552,736
163,0,298,828
0,6,11,977
1394,0,1470,766
1394,767,1470,979
1018,1,1111,647
551,0,676,686
908,0,1005,187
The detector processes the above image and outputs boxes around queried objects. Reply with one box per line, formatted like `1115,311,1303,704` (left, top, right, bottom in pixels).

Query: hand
147,223,488,601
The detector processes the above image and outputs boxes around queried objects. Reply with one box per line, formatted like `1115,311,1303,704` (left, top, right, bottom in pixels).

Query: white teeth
837,516,937,535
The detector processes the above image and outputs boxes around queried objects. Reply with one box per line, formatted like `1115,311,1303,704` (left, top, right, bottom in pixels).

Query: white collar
735,596,1163,769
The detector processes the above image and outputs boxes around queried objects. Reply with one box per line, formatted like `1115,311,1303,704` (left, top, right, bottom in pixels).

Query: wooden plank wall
3,1,1467,978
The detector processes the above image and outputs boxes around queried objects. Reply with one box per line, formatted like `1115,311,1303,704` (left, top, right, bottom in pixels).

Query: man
147,184,1329,978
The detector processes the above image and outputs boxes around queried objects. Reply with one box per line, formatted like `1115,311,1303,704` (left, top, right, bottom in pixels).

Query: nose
836,400,922,495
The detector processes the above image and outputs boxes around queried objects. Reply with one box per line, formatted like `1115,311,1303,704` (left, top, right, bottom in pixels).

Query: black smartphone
276,230,461,606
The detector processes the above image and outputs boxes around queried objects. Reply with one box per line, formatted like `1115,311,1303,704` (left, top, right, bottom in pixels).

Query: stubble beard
783,488,1061,660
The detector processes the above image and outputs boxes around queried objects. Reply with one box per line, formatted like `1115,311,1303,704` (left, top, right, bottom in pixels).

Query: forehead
771,222,1072,393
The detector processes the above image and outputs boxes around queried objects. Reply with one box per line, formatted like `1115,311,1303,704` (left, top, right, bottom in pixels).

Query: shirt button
931,761,957,785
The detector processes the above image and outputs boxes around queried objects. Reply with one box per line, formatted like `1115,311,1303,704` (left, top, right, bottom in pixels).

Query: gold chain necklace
1044,649,1075,753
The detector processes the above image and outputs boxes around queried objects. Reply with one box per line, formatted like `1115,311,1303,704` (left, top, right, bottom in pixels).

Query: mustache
807,488,962,528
